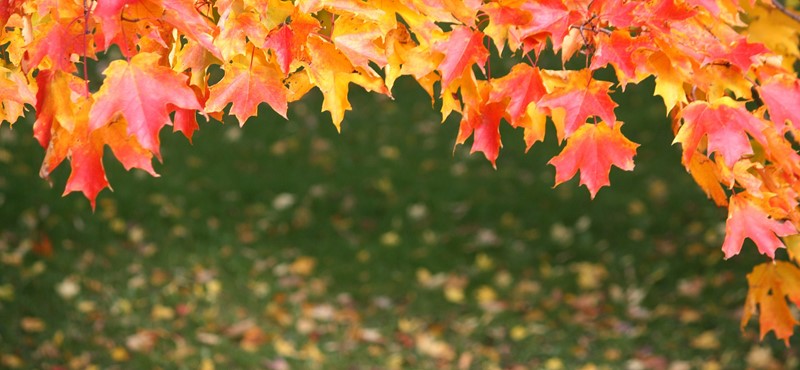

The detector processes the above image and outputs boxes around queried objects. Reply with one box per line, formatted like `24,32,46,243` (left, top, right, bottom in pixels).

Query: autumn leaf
758,74,800,133
589,30,650,87
89,52,203,158
481,0,532,52
264,24,294,75
683,154,728,207
549,122,639,198
331,14,387,70
742,261,800,345
206,54,288,126
537,70,618,141
512,0,581,51
721,194,796,259
22,19,89,73
304,35,388,130
456,79,506,167
674,97,768,168
489,64,547,126
0,66,36,125
646,52,687,111
434,26,489,90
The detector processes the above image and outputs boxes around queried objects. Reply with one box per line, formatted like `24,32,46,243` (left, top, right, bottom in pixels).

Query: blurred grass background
0,74,796,369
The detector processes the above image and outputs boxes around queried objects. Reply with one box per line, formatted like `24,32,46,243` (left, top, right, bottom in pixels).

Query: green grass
0,76,796,369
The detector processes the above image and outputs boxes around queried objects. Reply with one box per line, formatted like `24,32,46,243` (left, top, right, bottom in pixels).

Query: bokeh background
0,73,797,368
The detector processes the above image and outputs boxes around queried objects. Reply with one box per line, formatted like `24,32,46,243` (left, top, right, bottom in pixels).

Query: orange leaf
721,194,796,259
674,97,768,168
742,261,800,345
434,26,489,90
537,70,617,141
205,55,288,126
549,121,638,198
88,52,202,158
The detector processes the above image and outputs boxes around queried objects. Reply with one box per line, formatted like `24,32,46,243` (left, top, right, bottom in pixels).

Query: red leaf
88,52,202,158
549,121,638,198
759,75,800,133
489,64,546,125
161,0,221,59
513,0,581,50
722,194,797,259
434,26,489,89
456,79,505,167
205,57,288,126
717,38,769,73
22,21,87,73
537,70,617,140
63,137,109,210
589,30,649,86
264,24,293,75
674,97,768,168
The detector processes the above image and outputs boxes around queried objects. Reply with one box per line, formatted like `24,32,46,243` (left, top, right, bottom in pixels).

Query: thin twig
772,0,800,24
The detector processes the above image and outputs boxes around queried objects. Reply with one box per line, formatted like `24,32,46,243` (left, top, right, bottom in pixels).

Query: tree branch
772,0,800,24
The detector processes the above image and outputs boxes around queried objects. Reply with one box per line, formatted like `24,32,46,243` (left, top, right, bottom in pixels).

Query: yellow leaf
785,235,800,264
647,52,687,112
110,347,130,362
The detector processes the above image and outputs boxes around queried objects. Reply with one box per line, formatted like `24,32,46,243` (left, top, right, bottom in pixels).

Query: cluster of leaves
2,0,800,342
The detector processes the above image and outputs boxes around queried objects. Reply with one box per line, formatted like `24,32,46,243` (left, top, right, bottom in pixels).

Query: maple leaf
646,52,687,111
511,0,581,51
304,35,388,130
264,24,294,75
433,26,489,90
683,154,728,207
721,194,796,259
89,52,203,158
714,38,769,73
674,97,768,169
331,15,388,70
96,118,158,177
537,70,617,141
22,19,89,73
62,135,109,210
215,7,269,61
0,66,35,125
759,74,800,133
456,79,505,167
481,0,532,52
161,0,221,59
205,54,288,126
549,121,639,198
489,64,547,126
589,30,650,87
742,261,800,345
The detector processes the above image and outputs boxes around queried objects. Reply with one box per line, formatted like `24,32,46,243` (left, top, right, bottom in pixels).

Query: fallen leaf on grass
151,304,175,320
0,284,13,301
21,317,45,332
110,346,129,362
56,277,80,299
126,330,159,352
415,333,455,361
290,256,316,276
691,330,720,350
